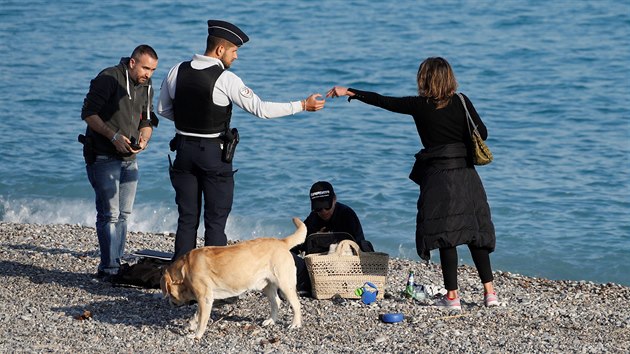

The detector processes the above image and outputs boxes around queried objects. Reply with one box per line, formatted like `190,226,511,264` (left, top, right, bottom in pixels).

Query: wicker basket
305,239,389,300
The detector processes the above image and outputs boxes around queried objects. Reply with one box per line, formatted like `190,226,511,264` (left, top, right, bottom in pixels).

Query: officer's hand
304,93,325,111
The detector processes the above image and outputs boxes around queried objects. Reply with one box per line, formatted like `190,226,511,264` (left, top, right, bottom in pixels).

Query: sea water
1,0,628,285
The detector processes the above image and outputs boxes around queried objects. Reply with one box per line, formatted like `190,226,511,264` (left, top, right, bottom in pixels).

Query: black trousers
292,252,312,293
439,244,494,291
169,136,235,260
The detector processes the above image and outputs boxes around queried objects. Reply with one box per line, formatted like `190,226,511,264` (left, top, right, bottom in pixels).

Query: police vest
173,62,232,134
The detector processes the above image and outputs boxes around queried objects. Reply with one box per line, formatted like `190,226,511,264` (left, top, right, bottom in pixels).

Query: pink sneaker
484,292,499,307
434,295,461,310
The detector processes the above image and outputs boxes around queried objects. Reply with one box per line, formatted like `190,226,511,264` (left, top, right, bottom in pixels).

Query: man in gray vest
81,45,159,281
158,20,325,260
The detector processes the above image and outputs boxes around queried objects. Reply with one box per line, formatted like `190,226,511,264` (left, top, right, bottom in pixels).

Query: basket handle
336,239,361,256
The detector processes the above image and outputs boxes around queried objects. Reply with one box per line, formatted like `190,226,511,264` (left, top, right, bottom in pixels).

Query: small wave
0,196,311,242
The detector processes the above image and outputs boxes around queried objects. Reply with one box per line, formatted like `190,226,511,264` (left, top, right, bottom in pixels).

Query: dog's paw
188,321,198,332
289,322,302,329
186,333,201,340
262,318,276,327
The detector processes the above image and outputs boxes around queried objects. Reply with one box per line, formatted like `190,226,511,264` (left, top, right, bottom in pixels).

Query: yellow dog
161,217,306,339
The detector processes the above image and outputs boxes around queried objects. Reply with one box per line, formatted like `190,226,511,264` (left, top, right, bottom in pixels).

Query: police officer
158,20,325,260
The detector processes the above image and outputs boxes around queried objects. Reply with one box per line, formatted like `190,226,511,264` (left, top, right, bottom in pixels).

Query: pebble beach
1,222,628,353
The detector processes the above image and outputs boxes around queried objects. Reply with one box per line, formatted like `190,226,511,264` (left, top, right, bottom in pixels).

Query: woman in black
326,57,498,309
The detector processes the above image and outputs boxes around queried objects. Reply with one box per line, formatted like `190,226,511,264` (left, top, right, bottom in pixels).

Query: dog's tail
283,217,307,249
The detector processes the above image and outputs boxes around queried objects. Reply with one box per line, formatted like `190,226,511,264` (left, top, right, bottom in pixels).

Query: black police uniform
169,61,235,260
158,20,305,260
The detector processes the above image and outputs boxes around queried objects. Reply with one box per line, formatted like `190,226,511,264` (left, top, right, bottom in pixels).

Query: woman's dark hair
417,57,458,109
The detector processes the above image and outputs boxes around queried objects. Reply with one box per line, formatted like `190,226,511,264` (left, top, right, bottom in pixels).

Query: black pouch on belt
169,135,178,152
221,128,239,163
78,134,96,165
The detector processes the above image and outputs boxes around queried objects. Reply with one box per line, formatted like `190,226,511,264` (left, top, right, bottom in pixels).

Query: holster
169,135,178,152
78,134,95,165
221,128,239,163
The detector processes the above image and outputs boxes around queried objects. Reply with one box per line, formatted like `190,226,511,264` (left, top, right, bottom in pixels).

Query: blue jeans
86,155,138,274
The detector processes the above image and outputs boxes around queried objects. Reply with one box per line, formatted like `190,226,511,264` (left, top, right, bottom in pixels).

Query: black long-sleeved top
304,202,364,240
347,89,487,149
292,202,365,254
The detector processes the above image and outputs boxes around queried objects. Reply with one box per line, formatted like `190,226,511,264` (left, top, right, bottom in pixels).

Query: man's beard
220,56,232,69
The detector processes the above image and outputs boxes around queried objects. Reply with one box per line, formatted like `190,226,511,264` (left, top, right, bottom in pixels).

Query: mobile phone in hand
129,136,142,150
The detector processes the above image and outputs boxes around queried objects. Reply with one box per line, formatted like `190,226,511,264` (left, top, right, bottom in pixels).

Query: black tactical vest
173,62,232,134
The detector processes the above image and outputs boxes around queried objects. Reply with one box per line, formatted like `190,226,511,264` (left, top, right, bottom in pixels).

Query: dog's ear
161,271,171,297
179,259,187,282
170,254,187,281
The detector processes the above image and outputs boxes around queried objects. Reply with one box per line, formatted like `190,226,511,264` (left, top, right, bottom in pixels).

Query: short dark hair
131,44,158,60
205,35,234,53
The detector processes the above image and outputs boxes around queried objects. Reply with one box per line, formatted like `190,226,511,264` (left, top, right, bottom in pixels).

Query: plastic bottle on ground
403,270,415,299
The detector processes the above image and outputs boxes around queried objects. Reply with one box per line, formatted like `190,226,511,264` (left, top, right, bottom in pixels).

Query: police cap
207,20,249,46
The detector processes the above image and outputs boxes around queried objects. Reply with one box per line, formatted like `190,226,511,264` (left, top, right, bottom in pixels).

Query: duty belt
178,135,223,144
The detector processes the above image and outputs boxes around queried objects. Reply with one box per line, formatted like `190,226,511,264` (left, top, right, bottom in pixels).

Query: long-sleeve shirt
158,54,303,138
304,202,365,240
291,202,366,254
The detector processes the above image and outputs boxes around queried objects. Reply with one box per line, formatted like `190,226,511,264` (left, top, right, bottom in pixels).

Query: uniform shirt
158,54,303,137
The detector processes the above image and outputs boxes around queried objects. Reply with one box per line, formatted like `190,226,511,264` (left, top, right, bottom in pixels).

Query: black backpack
112,257,170,289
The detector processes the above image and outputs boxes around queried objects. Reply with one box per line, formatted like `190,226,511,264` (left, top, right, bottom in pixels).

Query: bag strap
456,93,478,136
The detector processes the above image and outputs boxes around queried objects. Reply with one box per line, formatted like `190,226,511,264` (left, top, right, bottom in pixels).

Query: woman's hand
326,86,354,98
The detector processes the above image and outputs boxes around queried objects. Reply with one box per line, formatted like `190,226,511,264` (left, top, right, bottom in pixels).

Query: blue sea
1,0,628,286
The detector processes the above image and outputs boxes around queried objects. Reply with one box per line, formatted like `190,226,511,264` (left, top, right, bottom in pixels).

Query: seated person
292,181,373,296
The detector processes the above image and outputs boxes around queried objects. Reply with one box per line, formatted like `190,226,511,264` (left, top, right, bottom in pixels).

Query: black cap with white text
310,181,335,211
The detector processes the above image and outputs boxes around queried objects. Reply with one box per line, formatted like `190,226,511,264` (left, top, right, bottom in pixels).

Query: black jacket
412,143,495,260
81,57,156,160
292,202,366,254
